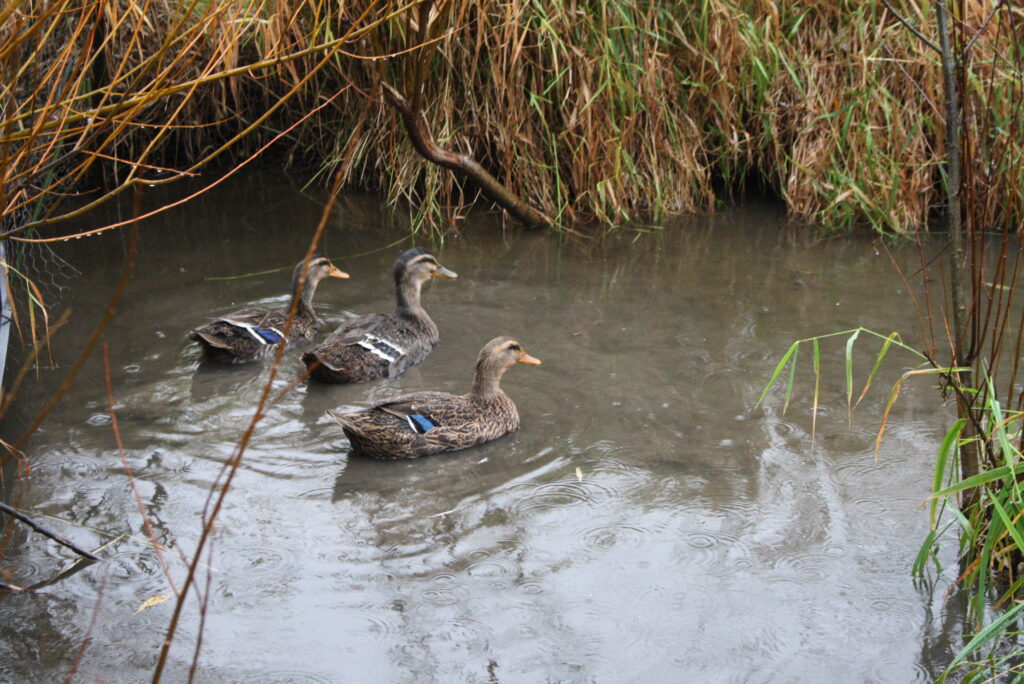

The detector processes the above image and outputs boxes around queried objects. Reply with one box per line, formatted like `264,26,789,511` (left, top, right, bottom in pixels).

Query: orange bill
432,265,458,279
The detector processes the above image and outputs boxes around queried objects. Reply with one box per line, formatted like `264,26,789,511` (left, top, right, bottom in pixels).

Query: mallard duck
302,247,457,383
327,336,541,459
189,255,348,364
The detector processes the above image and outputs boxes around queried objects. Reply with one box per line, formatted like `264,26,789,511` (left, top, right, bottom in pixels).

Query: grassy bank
1,0,1021,236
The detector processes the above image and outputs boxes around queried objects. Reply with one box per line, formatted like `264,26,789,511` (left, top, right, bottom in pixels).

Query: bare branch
962,0,1005,58
382,81,554,229
880,0,941,53
0,502,100,561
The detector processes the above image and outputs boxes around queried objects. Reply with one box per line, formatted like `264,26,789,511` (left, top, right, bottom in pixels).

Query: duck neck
294,271,321,318
396,275,427,319
472,359,509,401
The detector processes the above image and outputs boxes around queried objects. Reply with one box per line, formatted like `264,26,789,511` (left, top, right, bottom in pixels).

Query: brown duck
189,255,348,364
327,337,541,459
303,247,456,383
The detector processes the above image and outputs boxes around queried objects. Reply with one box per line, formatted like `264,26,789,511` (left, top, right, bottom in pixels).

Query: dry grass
2,1,1021,238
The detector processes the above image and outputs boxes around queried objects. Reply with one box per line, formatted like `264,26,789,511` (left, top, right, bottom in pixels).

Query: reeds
2,0,1022,239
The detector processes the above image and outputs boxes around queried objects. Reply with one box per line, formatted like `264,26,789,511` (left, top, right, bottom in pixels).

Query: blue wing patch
405,414,437,434
219,317,285,345
253,327,284,344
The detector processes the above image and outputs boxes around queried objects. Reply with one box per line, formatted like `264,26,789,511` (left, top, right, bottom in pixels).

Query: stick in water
0,502,101,561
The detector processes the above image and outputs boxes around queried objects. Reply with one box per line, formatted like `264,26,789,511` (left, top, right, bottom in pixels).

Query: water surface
1,174,963,682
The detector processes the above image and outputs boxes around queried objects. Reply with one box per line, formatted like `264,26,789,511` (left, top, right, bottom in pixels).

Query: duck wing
374,391,470,432
308,313,429,379
190,306,286,352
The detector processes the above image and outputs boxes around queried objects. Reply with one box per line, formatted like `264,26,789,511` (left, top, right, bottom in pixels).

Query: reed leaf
931,419,965,529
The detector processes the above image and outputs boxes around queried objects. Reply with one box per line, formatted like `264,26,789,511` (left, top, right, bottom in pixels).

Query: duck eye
508,344,521,351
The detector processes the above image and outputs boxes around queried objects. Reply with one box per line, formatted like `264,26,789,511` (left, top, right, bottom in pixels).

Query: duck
189,254,349,364
302,247,457,383
327,336,541,459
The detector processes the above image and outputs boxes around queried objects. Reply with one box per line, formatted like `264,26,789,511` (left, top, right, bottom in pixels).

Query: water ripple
214,544,298,596
770,552,839,584
677,529,748,572
330,606,402,639
580,522,649,552
508,478,619,518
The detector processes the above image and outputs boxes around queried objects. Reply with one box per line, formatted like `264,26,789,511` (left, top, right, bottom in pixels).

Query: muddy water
1,173,963,682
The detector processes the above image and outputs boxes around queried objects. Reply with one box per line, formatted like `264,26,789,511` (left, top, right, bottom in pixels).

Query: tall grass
758,3,1024,678
3,1,1022,239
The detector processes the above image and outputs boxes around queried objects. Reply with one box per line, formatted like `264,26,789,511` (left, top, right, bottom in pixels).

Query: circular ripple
329,606,402,639
467,558,515,580
867,661,932,684
516,579,544,595
34,448,104,480
850,497,891,516
102,549,167,582
0,554,53,587
771,552,837,584
771,420,803,438
420,587,463,606
686,533,717,549
213,545,299,596
676,530,746,571
436,616,493,647
509,478,619,517
580,522,649,552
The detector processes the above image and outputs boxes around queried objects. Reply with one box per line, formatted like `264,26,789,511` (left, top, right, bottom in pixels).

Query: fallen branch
0,502,100,561
381,81,554,229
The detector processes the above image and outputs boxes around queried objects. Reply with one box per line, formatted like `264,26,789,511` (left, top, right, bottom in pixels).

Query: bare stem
382,81,554,229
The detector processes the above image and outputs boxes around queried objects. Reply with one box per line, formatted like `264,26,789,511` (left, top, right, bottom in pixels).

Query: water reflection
0,173,963,682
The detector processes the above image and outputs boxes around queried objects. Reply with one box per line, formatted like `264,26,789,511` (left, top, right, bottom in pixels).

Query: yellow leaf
135,595,171,614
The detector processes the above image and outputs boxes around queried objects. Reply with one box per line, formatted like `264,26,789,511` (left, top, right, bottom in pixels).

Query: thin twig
879,0,941,54
102,342,178,595
962,0,1004,58
65,571,108,683
0,502,100,561
154,112,358,684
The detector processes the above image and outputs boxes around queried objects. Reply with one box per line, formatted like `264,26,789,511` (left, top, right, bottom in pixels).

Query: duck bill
329,267,350,279
517,352,542,366
432,265,458,280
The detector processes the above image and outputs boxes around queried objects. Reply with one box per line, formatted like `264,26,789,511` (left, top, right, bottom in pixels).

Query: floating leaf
135,595,171,614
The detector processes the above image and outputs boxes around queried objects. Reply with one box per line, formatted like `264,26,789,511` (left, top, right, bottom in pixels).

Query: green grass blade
784,343,798,414
756,341,799,408
912,529,939,577
946,586,1024,671
855,332,896,409
989,490,1024,556
811,338,821,441
932,465,1013,498
845,329,860,412
932,419,965,529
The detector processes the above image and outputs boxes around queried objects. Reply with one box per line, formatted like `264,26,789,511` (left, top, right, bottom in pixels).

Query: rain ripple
580,522,649,552
678,529,749,572
213,544,299,597
508,477,619,520
770,552,840,584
